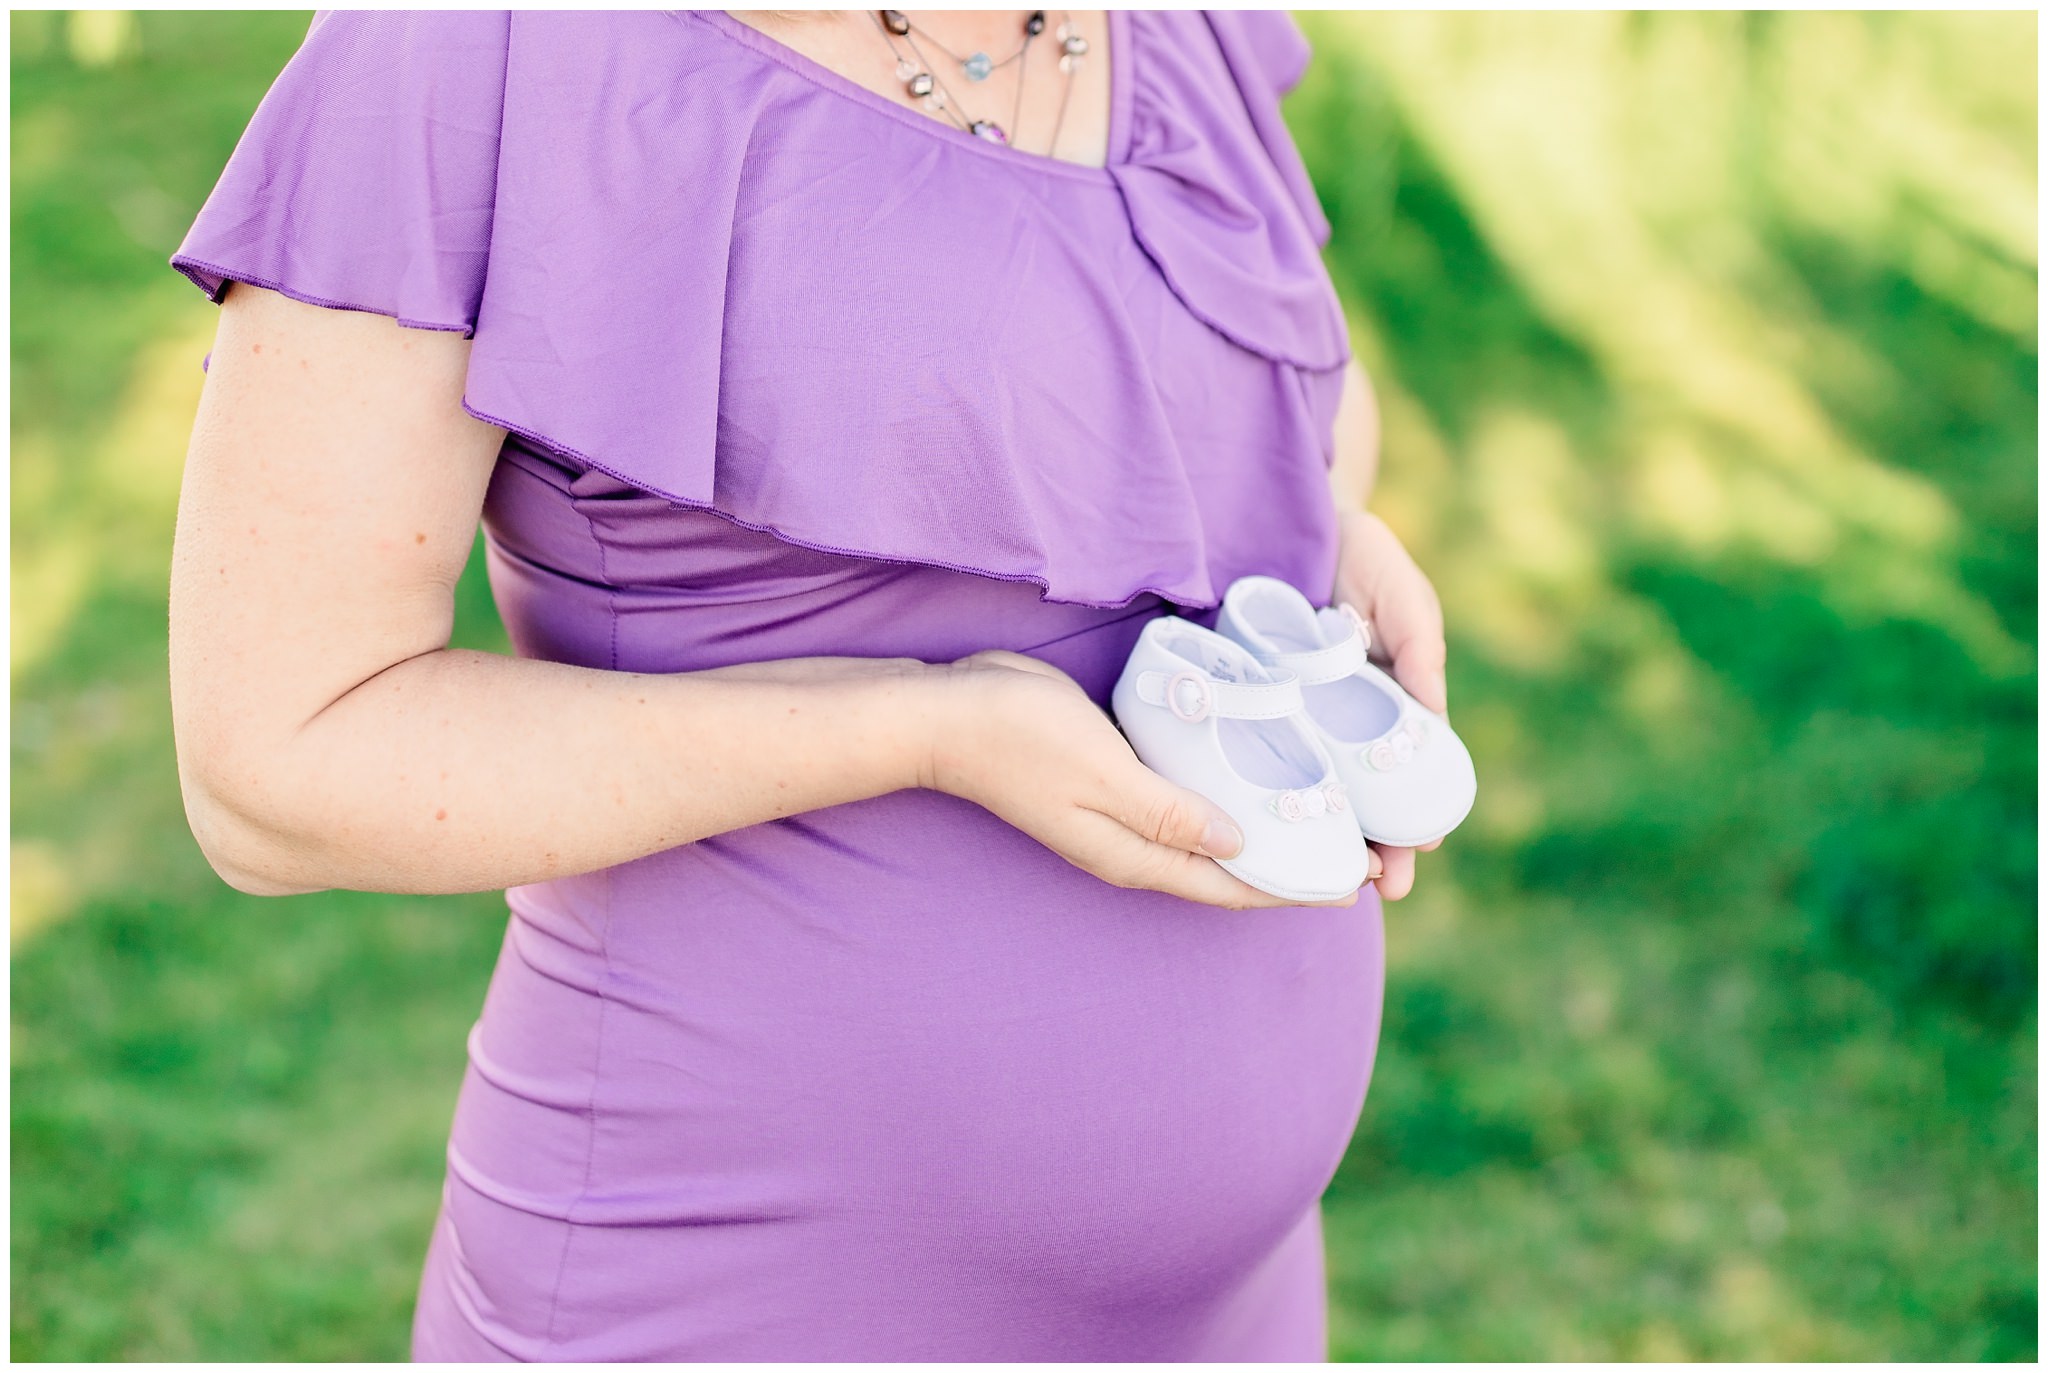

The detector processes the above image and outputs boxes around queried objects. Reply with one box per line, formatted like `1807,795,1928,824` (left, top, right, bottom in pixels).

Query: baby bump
454,789,1381,1308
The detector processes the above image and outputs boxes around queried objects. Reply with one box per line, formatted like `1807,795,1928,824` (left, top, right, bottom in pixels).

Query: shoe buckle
1164,670,1213,723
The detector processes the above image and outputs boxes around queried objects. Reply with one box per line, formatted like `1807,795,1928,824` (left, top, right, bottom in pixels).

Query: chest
726,9,1115,167
464,8,1349,619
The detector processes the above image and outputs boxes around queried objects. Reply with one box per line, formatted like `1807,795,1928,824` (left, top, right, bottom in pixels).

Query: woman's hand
923,650,1369,911
1332,508,1449,900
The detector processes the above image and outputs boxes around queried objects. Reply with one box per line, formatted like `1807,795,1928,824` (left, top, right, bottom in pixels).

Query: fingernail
1199,818,1244,859
1368,852,1385,881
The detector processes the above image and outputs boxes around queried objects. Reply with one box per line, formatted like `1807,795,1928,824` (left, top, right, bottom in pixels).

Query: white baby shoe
1216,575,1477,848
1112,615,1373,903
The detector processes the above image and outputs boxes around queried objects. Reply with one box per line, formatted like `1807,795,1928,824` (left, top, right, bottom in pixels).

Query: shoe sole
1214,855,1368,905
1355,792,1476,849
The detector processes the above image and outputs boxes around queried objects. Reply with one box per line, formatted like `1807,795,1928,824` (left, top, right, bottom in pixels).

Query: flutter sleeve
1203,9,1334,250
169,9,510,356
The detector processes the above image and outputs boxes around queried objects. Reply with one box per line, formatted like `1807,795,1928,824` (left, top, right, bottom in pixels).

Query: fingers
1082,765,1366,909
1334,516,1451,715
1371,843,1417,900
1064,807,1351,910
1379,585,1448,715
1098,760,1443,908
1097,763,1244,860
1161,848,1358,910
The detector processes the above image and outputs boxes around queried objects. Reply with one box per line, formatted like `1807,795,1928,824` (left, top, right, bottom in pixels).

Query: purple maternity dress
169,9,1384,1361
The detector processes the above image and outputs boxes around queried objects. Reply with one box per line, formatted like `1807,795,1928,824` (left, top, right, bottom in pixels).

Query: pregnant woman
166,9,1450,1361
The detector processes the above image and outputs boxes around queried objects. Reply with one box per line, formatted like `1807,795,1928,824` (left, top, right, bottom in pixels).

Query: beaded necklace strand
870,9,1087,151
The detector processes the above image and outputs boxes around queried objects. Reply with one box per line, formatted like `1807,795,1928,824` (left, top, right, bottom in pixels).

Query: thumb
1124,771,1245,860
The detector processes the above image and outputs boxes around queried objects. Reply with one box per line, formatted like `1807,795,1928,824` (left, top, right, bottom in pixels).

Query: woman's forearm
170,290,963,900
184,647,946,897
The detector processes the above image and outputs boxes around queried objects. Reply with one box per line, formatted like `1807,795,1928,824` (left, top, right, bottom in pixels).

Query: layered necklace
870,9,1088,149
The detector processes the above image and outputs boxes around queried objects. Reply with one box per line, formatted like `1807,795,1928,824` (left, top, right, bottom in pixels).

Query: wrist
696,654,957,801
914,658,994,800
846,657,962,798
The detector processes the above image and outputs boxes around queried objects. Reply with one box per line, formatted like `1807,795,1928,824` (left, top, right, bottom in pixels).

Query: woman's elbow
209,852,326,899
175,753,330,898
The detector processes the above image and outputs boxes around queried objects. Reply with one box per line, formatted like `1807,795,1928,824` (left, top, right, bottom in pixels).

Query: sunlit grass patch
1294,8,2035,1361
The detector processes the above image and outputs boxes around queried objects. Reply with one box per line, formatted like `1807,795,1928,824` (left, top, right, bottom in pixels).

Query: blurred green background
10,8,2037,1361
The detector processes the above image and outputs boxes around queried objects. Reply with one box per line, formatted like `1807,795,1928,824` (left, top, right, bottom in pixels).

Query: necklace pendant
969,119,1009,144
963,51,993,82
880,10,910,37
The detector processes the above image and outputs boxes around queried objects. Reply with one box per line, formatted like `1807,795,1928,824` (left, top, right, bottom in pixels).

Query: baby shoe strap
1265,617,1368,686
1136,669,1304,723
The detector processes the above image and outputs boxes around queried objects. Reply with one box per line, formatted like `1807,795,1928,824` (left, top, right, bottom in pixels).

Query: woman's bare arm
170,285,950,896
171,285,1330,909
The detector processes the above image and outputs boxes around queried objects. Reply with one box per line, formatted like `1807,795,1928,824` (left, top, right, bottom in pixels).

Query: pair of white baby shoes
1111,576,1478,903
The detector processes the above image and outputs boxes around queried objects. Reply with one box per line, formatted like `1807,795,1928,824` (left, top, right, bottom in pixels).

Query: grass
11,8,2037,1361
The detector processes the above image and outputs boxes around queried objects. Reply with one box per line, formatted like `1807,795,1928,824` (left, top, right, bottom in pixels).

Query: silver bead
907,71,934,98
1062,34,1088,57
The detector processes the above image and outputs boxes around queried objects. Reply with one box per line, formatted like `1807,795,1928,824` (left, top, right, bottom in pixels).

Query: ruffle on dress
1204,9,1335,252
1111,11,1346,369
171,9,1350,611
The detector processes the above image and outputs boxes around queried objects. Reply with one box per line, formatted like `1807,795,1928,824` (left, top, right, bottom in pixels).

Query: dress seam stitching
572,477,623,671
539,863,616,1354
536,498,619,1353
532,606,610,1368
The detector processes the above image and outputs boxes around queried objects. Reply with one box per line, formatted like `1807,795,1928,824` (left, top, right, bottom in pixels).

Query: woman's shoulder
168,9,751,324
295,8,683,53
277,11,734,113
284,8,512,91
